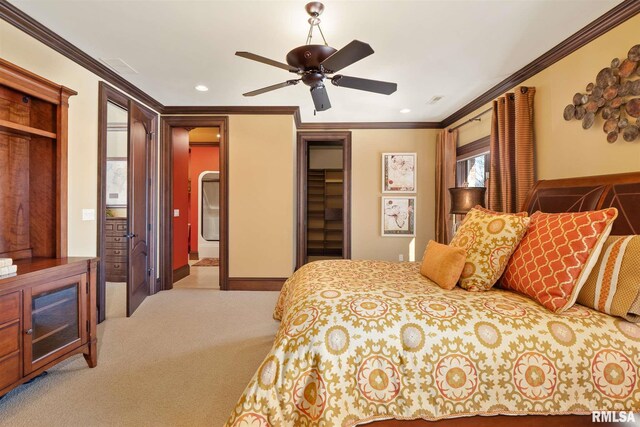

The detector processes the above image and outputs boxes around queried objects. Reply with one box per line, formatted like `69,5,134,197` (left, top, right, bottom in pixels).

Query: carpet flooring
0,289,280,427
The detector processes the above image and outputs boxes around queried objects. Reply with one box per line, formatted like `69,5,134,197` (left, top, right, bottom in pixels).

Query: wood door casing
126,103,153,316
296,132,352,269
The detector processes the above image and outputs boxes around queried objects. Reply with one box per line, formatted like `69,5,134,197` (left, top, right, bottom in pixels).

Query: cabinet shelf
32,323,72,344
32,296,74,315
0,118,57,139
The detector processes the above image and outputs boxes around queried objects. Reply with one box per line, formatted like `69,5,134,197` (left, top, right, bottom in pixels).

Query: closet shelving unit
307,169,344,258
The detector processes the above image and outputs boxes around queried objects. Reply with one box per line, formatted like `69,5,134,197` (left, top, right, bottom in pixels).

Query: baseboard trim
173,264,190,283
227,277,287,291
189,251,199,260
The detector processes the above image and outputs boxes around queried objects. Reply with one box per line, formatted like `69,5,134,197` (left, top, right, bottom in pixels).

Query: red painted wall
172,128,190,271
189,146,219,255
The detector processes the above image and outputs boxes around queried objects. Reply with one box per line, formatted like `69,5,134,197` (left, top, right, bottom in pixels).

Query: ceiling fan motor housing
286,45,337,73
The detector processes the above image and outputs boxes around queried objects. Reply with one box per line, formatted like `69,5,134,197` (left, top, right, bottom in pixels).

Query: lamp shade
449,187,486,215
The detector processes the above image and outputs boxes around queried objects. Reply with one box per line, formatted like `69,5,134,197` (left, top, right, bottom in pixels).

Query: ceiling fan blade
320,40,374,73
236,51,299,73
331,75,397,95
310,85,331,111
242,80,300,97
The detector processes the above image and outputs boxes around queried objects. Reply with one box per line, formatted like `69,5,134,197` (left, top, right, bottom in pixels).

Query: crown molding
441,0,640,128
0,1,164,112
3,0,637,131
161,105,300,116
297,121,442,130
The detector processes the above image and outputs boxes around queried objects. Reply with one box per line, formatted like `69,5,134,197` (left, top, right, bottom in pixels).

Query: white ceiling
10,0,622,123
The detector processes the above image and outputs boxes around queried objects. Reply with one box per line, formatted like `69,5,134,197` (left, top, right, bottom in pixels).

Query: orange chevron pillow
501,208,618,313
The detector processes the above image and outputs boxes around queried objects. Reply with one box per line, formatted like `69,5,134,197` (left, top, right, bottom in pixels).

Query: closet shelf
0,119,57,139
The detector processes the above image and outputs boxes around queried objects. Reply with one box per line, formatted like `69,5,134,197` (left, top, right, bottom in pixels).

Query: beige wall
228,115,296,277
350,129,437,262
452,13,640,180
1,20,104,256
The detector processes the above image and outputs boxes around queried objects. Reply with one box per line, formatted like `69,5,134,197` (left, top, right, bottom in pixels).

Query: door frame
296,131,352,269
158,116,229,290
97,82,158,322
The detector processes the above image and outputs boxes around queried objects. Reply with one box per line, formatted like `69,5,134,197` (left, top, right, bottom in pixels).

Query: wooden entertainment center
0,58,97,397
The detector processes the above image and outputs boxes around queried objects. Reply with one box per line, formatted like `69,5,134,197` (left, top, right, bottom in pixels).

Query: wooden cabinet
0,258,97,397
105,218,128,282
307,169,344,258
0,59,98,397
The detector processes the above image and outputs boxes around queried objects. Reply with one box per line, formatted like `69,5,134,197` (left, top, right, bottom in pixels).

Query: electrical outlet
174,209,180,217
398,254,404,262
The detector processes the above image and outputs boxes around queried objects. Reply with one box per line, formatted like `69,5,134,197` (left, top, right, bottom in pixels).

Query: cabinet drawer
0,292,20,325
0,353,20,392
0,322,19,358
106,235,127,244
105,248,126,257
105,261,127,272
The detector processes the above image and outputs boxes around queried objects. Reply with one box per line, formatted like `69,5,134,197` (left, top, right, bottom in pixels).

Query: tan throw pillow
420,240,467,290
450,207,531,291
577,235,640,322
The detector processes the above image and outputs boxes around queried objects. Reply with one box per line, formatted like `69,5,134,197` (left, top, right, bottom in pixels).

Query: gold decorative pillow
419,240,467,290
450,207,530,291
577,235,640,322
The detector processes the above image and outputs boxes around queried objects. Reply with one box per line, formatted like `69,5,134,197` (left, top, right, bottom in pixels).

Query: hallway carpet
0,289,280,427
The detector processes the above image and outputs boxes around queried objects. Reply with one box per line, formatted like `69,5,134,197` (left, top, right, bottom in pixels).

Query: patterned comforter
226,260,640,426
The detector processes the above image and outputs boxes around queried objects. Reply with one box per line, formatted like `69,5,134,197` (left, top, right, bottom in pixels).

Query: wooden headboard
522,171,640,235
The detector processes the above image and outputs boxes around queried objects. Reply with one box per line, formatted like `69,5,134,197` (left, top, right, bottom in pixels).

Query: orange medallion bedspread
225,260,640,426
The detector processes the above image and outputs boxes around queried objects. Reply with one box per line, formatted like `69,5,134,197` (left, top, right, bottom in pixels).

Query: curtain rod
448,107,492,133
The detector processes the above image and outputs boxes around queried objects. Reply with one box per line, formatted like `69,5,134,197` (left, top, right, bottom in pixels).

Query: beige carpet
0,289,280,427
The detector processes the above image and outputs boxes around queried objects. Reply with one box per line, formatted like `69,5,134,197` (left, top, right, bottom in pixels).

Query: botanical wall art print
382,153,417,193
106,157,127,207
381,196,416,237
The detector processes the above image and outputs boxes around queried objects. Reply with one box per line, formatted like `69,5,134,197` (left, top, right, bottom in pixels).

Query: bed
225,172,640,427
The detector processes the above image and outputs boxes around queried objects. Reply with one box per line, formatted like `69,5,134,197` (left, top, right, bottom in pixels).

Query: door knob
25,329,33,335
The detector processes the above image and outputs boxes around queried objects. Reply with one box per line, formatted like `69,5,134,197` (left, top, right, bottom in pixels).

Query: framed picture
382,153,417,193
106,158,127,207
381,196,416,237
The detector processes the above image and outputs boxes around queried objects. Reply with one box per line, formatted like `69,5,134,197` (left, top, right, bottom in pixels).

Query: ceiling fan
235,2,397,112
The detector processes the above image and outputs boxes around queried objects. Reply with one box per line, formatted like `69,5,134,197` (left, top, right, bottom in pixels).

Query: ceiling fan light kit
235,2,397,112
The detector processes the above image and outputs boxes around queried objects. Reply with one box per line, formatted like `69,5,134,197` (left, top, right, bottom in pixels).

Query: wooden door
126,103,153,316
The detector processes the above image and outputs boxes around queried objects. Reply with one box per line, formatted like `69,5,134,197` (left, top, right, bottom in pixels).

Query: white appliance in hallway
198,171,219,258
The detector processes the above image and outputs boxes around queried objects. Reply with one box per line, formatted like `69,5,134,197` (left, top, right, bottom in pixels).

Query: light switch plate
174,209,180,217
82,209,95,221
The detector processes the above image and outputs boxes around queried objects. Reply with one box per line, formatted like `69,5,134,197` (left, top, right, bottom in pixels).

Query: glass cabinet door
24,274,86,373
31,284,79,361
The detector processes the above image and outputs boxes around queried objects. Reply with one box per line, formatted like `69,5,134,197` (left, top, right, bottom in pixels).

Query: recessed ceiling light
195,85,209,92
400,108,411,114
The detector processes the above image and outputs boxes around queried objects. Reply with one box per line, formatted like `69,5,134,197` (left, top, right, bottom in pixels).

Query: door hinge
148,223,152,231
86,281,89,294
86,320,90,333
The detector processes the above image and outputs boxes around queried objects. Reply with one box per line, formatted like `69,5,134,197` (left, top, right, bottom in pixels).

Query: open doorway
296,132,352,269
172,127,221,289
159,116,228,291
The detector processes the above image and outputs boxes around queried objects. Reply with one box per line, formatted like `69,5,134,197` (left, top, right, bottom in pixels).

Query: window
456,153,489,188
456,136,490,188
